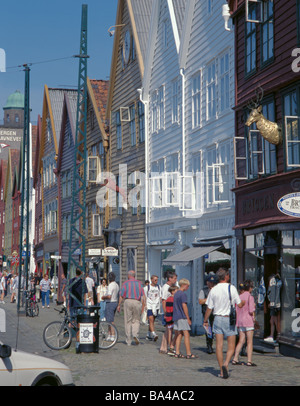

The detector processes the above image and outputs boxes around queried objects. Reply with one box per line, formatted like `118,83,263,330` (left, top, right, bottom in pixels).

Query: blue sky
0,0,118,122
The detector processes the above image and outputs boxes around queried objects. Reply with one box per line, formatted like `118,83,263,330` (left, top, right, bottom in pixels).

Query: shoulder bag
228,284,236,326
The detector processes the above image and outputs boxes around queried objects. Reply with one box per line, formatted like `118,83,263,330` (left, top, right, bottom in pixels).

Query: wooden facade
229,0,300,357
106,0,152,284
85,78,109,279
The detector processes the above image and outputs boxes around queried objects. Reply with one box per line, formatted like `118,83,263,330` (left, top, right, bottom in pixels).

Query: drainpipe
137,88,149,280
180,68,186,214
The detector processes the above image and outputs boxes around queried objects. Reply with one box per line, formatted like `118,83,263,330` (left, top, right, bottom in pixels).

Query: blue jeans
100,301,106,319
41,290,50,307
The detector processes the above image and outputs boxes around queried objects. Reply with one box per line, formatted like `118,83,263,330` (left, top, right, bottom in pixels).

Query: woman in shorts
232,280,256,366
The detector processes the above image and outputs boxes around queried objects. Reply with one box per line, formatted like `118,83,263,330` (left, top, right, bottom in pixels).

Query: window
207,142,231,206
245,3,257,76
151,91,158,133
151,159,164,208
99,141,105,172
158,86,165,130
127,248,136,272
138,101,145,143
192,72,201,128
234,100,277,179
116,111,122,150
165,154,179,206
172,79,179,124
116,175,123,215
207,62,216,120
88,156,100,182
130,104,136,146
261,0,274,65
284,90,300,168
92,214,102,236
220,53,230,112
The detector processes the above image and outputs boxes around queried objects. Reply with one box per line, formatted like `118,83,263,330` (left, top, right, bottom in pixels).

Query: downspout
138,88,149,280
180,68,186,212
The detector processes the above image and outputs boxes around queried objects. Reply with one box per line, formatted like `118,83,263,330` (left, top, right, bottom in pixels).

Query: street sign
88,249,102,256
102,247,118,257
51,255,61,260
22,251,30,257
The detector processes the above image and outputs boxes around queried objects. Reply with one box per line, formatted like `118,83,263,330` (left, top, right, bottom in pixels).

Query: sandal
186,354,199,359
174,353,185,358
222,365,229,379
159,350,167,354
246,362,257,367
232,360,244,365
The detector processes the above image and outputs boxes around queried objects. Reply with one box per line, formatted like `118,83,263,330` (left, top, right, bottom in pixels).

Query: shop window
284,89,300,168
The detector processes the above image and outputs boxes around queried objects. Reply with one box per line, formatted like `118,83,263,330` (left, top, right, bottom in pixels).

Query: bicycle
43,306,118,351
25,290,39,318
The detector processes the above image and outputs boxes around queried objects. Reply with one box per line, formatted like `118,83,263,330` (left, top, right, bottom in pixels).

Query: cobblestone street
1,301,300,387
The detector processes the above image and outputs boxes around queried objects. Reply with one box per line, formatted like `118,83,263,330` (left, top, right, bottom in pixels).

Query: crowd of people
0,266,258,379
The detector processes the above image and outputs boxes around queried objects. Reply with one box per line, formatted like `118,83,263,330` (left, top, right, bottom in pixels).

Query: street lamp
108,24,125,37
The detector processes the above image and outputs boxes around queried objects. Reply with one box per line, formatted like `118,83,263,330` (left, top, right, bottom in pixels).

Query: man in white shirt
101,272,119,341
203,268,244,379
85,274,95,306
145,275,161,341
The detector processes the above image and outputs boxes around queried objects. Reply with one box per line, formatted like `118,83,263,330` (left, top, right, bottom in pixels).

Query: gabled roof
106,0,153,117
39,86,77,171
143,0,188,97
4,149,20,201
87,78,109,148
56,91,78,173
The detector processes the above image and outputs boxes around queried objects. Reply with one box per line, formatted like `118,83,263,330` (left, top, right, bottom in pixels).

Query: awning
162,245,221,266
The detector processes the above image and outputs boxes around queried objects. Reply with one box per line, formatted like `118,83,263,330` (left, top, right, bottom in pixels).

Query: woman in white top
97,278,108,320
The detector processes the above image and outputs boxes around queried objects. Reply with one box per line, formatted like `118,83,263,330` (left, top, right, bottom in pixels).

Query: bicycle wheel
98,321,118,350
43,321,72,350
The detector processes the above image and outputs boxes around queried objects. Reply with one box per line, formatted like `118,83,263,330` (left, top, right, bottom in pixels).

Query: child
173,278,198,359
159,285,178,355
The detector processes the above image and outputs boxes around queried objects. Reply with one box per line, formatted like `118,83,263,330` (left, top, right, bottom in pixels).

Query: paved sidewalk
0,301,300,387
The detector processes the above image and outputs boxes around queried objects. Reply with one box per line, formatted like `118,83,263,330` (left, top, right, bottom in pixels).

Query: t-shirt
144,284,161,310
161,283,172,301
173,290,188,322
85,276,95,293
164,296,174,324
206,283,241,316
40,279,51,293
106,281,119,303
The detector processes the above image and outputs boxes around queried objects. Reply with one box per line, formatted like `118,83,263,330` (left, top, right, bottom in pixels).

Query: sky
0,0,118,123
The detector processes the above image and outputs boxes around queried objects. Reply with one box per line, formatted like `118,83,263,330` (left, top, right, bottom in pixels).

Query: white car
0,342,74,386
0,309,74,386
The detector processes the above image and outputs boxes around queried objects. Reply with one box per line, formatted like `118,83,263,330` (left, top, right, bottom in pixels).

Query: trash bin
76,306,100,353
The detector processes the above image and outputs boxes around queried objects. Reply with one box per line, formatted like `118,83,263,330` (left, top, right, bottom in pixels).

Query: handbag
228,284,236,326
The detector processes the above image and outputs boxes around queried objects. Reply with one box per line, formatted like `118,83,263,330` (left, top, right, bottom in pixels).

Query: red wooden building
229,0,300,357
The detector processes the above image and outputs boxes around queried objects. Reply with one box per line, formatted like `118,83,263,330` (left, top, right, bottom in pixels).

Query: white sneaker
152,332,158,342
264,336,275,343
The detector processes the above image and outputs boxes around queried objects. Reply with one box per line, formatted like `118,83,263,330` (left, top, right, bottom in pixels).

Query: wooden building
33,116,43,276
105,0,152,284
39,86,77,277
229,0,300,357
85,78,109,279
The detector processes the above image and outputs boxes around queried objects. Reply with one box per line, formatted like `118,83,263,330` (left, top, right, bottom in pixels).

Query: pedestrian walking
97,278,108,320
159,285,179,354
40,274,52,309
117,270,145,346
160,271,178,354
173,278,198,359
203,268,244,379
232,280,257,366
68,269,88,317
145,275,161,341
85,273,95,306
0,271,6,304
198,274,218,354
101,272,119,341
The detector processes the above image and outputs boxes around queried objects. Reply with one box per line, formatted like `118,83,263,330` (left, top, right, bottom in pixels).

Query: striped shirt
120,278,145,301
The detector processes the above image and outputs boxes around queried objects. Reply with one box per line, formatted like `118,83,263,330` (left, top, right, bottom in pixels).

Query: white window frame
192,71,201,129
285,116,300,168
92,214,102,237
245,0,263,23
207,61,216,121
151,91,158,133
212,163,230,204
172,78,179,124
158,85,165,131
88,156,100,183
151,175,164,208
219,52,230,113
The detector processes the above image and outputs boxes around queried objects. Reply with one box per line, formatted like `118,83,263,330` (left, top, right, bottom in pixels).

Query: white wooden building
141,0,236,333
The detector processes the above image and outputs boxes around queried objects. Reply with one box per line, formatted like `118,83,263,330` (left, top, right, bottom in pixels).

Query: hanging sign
277,192,300,218
102,247,118,257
